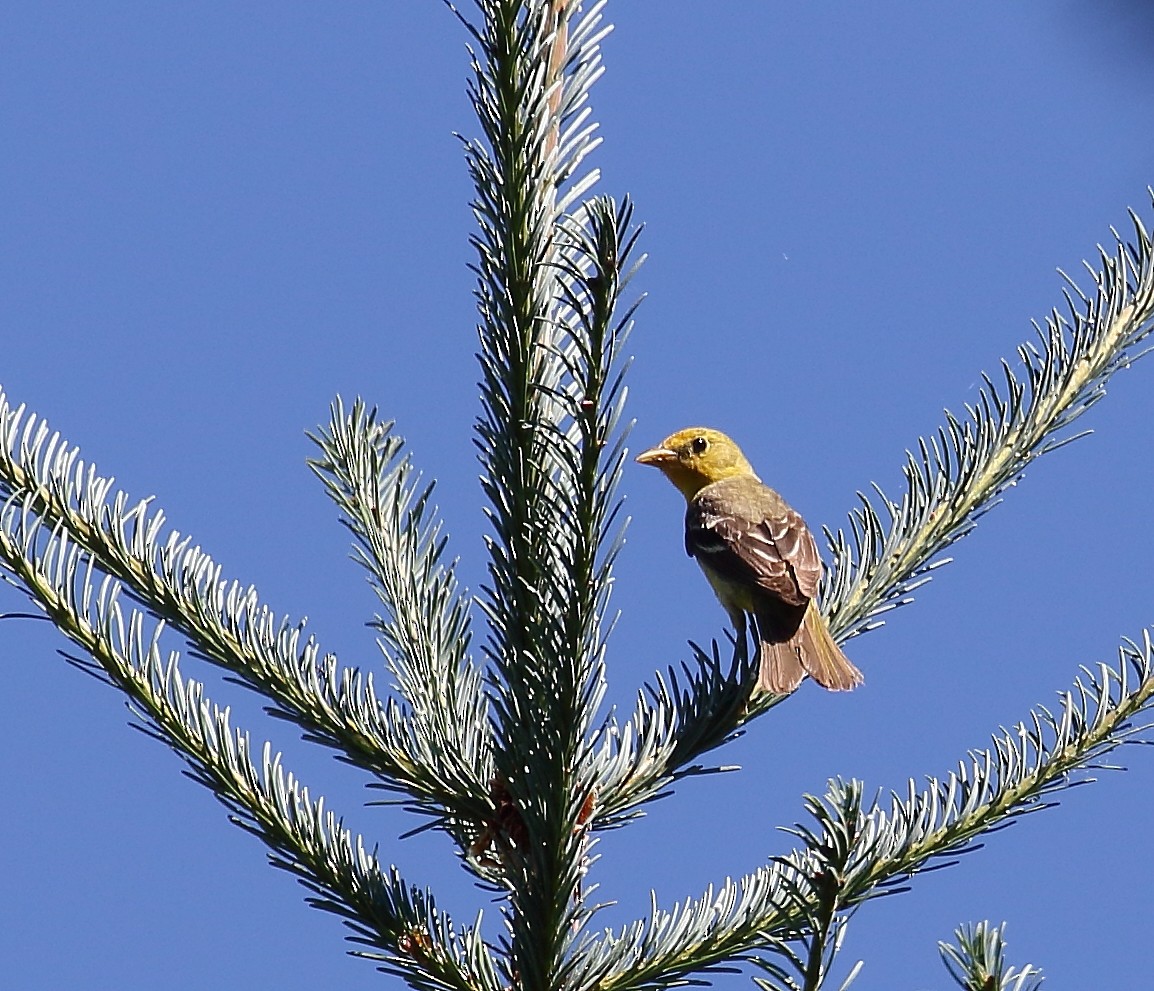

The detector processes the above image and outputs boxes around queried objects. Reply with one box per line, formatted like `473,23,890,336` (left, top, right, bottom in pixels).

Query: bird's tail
755,601,863,694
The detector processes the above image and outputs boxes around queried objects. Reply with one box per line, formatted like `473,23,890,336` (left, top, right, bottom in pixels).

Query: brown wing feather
685,477,861,694
686,476,821,607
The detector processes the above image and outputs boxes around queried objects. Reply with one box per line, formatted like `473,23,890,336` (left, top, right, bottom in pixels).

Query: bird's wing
686,478,822,605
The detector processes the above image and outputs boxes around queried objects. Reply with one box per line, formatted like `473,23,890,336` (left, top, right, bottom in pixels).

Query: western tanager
636,427,862,694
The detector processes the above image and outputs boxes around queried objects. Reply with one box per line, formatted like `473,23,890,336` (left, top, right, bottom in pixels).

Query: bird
636,427,862,694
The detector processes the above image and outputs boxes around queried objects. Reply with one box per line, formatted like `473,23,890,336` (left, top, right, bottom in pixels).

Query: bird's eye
690,436,709,455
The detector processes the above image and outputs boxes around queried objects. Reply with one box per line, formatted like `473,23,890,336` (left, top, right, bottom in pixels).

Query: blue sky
3,3,1154,988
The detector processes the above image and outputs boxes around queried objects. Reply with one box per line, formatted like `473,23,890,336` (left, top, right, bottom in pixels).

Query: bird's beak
635,446,675,467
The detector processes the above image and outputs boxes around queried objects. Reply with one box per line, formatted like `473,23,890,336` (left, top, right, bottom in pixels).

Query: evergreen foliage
3,2,1154,988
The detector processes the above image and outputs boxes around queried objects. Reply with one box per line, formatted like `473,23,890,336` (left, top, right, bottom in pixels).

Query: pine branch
939,922,1043,991
601,201,1154,820
823,203,1154,642
465,0,615,711
749,793,861,991
0,389,478,830
460,3,625,991
550,196,639,707
571,632,1154,991
308,398,494,834
0,504,496,991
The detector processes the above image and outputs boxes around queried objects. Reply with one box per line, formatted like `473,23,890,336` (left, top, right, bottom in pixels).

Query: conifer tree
4,3,1154,988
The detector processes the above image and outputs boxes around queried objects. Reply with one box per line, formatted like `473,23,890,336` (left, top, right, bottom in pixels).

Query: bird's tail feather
755,602,862,694
756,639,806,695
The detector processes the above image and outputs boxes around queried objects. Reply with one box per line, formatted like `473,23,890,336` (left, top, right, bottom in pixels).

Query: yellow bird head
635,427,757,498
